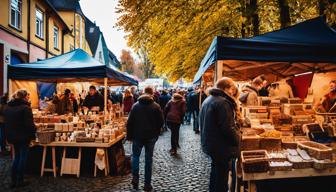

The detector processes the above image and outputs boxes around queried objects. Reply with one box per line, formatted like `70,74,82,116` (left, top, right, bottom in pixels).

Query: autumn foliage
116,0,336,81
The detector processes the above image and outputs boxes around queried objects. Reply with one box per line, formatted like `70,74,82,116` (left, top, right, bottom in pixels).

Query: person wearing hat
83,85,104,112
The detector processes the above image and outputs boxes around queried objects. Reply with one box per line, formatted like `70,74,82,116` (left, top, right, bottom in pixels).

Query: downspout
27,0,31,61
45,11,49,59
74,12,76,48
62,29,65,54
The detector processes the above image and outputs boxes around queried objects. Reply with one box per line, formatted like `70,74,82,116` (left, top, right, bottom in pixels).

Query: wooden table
242,167,336,192
39,133,125,178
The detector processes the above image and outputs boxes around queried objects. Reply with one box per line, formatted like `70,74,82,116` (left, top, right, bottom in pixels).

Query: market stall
193,17,336,192
7,49,138,177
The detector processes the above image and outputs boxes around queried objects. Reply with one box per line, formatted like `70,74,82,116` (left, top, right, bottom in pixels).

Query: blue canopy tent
8,49,138,111
8,49,138,86
193,17,336,84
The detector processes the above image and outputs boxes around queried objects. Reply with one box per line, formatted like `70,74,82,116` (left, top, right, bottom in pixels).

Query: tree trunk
278,0,291,28
250,0,259,36
319,0,327,15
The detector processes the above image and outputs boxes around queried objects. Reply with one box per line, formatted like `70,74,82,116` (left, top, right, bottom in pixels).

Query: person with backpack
164,93,186,155
239,76,263,106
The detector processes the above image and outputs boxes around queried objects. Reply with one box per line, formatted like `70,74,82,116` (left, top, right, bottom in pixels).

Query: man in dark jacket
184,88,193,125
126,86,164,191
191,88,207,133
200,77,240,192
4,90,36,188
82,85,104,112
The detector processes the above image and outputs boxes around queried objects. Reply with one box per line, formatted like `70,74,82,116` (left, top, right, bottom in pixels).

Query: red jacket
123,96,134,113
164,94,186,124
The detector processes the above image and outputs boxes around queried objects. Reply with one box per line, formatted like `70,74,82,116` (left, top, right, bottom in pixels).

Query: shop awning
8,49,138,86
193,17,336,83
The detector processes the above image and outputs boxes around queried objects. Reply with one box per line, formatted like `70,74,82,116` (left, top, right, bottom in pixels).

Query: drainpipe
27,0,31,61
46,11,49,59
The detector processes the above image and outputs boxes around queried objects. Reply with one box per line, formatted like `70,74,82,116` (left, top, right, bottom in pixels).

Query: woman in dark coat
4,90,36,188
164,93,186,155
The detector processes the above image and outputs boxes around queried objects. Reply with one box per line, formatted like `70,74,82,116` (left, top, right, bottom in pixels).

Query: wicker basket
37,130,55,144
260,137,282,151
269,161,293,171
241,136,260,151
241,150,269,173
298,141,333,160
313,160,336,170
282,141,297,149
287,155,313,169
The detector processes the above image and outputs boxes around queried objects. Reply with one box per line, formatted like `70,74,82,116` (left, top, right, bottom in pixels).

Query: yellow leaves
117,0,335,82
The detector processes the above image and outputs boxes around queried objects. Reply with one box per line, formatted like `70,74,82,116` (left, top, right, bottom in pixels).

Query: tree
137,47,155,79
116,0,336,81
120,49,135,74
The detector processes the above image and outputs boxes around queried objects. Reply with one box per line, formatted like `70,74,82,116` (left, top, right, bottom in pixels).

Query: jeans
12,142,29,183
192,110,199,131
184,111,192,123
0,123,6,152
231,158,237,192
167,122,181,150
209,154,230,192
132,137,158,186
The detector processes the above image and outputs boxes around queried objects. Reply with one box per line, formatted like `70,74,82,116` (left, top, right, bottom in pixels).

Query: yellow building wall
0,0,28,40
63,34,75,53
48,18,63,56
30,0,46,48
57,11,75,36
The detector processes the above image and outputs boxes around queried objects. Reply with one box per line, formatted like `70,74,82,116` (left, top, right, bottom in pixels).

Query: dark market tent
8,49,138,86
193,17,336,84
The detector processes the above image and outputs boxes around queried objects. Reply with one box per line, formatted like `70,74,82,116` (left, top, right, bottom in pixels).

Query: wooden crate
241,150,269,173
283,104,304,115
260,137,282,151
241,135,260,151
298,141,333,160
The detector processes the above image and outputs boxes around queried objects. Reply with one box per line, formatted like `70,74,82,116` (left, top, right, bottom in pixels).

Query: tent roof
8,49,138,86
193,17,336,83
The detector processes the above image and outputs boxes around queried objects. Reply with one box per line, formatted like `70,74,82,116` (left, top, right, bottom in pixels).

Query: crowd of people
0,76,335,191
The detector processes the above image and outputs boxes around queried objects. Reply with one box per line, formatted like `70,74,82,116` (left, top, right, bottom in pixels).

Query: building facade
0,0,71,94
0,0,93,95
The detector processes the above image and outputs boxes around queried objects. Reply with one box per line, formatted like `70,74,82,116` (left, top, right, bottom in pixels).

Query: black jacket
159,93,171,110
199,88,240,160
4,99,36,144
83,92,104,111
190,91,207,112
127,94,164,141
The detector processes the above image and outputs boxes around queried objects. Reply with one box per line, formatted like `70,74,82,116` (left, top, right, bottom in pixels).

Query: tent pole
8,79,13,97
104,78,108,114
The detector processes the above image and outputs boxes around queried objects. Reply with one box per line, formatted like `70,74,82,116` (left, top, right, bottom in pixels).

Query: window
35,8,44,38
10,0,22,30
99,51,103,62
53,26,59,49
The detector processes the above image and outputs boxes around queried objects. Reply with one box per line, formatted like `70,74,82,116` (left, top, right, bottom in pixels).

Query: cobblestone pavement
0,124,211,192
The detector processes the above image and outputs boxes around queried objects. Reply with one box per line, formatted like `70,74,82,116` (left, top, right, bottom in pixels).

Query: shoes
169,149,177,155
194,130,200,134
131,177,139,190
144,184,153,192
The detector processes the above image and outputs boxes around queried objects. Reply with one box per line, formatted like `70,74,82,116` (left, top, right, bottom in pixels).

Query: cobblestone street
0,124,211,192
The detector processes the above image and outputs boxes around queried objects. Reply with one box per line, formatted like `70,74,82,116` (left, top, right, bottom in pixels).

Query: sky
80,0,136,60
